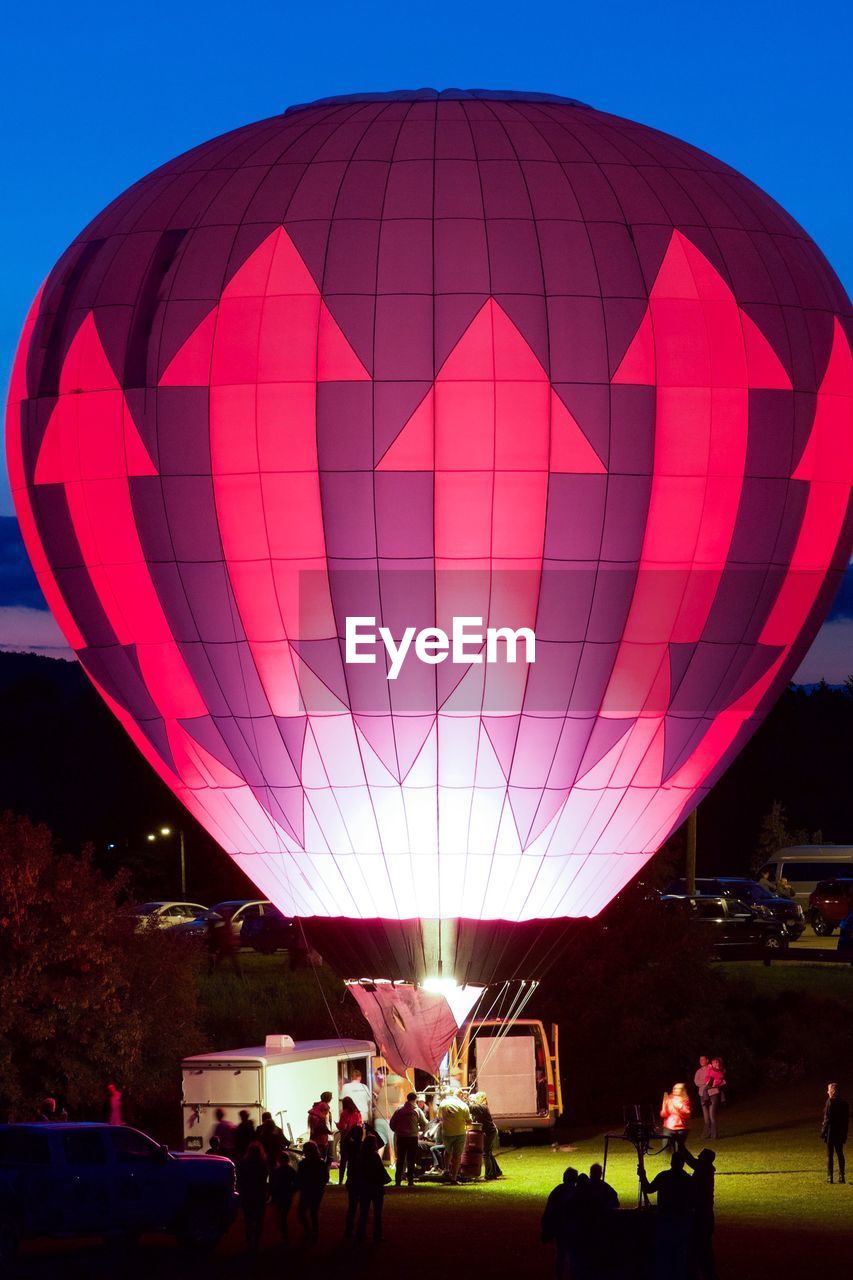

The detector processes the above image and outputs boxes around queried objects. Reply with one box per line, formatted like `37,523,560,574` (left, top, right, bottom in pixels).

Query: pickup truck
660,894,790,955
0,1123,237,1261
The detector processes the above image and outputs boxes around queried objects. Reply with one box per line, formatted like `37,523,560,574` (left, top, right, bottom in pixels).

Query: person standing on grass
343,1125,365,1238
268,1150,297,1245
684,1147,717,1279
660,1083,691,1152
234,1108,255,1161
587,1162,619,1212
236,1140,268,1253
639,1150,694,1280
296,1140,328,1240
211,1107,236,1158
438,1083,471,1184
541,1167,582,1280
389,1091,425,1186
705,1059,726,1140
356,1132,391,1243
469,1091,502,1180
307,1093,334,1165
694,1056,712,1136
821,1082,849,1183
337,1096,363,1184
257,1110,285,1162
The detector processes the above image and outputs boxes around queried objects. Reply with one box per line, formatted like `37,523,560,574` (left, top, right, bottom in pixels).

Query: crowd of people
206,1073,504,1251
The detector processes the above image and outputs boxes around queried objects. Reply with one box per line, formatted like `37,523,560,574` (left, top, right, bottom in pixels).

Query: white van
763,846,853,906
181,1036,375,1151
451,1019,563,1132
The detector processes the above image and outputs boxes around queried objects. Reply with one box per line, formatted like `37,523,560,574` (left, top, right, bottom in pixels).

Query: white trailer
181,1035,375,1151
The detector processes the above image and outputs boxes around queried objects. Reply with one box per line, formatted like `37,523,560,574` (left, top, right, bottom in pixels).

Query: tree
0,812,203,1125
755,801,822,874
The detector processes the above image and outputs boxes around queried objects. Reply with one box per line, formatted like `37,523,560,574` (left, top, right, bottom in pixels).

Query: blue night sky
1,0,851,675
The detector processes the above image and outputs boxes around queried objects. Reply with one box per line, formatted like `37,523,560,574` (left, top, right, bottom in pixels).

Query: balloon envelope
7,91,853,977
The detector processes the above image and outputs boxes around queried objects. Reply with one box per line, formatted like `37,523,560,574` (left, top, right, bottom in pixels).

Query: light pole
147,826,186,897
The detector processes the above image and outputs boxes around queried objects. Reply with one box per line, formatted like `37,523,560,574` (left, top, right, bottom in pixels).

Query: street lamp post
147,826,186,897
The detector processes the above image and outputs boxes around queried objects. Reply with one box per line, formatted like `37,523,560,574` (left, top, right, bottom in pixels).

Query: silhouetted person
343,1125,365,1238
356,1133,390,1243
234,1108,255,1160
257,1111,285,1161
211,1107,236,1157
684,1147,717,1279
206,1135,222,1156
640,1150,694,1279
208,909,242,976
296,1140,328,1240
821,1082,849,1183
269,1151,297,1244
588,1162,619,1212
542,1167,582,1279
237,1140,268,1253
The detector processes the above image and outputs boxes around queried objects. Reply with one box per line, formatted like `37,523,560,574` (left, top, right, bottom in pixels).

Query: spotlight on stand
602,1104,665,1208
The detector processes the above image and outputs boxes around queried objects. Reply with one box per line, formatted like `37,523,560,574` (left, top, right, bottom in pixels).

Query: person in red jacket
661,1083,692,1152
307,1093,333,1164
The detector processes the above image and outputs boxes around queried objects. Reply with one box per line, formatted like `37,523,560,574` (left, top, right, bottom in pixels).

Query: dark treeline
0,651,253,903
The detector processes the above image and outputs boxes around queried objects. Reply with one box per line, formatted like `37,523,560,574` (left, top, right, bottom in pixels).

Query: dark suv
661,894,789,955
808,879,853,936
665,877,805,939
241,905,297,954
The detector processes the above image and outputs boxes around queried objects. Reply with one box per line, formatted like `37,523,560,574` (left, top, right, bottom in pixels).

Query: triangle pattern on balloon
377,298,604,474
612,230,791,390
159,225,370,387
391,715,438,783
36,313,157,484
289,638,352,711
354,715,404,784
482,715,522,782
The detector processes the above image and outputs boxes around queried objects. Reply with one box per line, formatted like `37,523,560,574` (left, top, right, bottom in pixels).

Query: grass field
14,1081,848,1279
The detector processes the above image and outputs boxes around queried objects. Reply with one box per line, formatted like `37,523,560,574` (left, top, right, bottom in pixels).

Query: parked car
0,1123,237,1261
171,899,272,942
665,877,805,939
808,879,853,936
132,902,208,930
241,905,298,954
661,894,789,955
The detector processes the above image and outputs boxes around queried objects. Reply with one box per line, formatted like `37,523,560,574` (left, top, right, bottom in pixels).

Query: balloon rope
470,980,539,1084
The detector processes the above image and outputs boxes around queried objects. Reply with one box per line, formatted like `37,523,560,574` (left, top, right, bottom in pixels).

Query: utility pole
179,829,187,898
686,808,698,895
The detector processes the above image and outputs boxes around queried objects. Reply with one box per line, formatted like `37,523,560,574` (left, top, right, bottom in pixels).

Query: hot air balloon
7,90,853,1072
